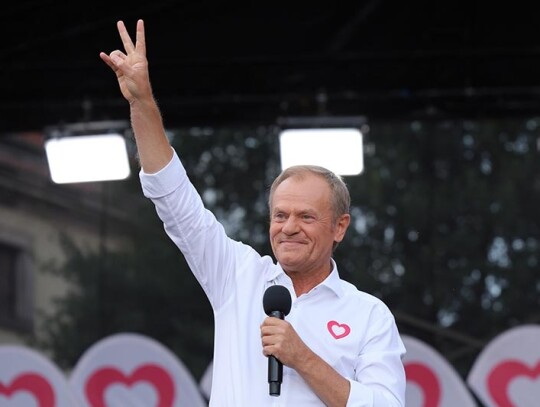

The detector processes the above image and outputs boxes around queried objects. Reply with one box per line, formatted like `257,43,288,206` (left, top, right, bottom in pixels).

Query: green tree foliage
336,116,540,377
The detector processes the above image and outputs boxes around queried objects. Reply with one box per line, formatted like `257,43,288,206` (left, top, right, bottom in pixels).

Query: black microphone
263,284,292,397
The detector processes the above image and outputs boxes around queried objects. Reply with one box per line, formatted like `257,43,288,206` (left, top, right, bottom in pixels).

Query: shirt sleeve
346,303,406,407
139,146,185,199
138,148,248,309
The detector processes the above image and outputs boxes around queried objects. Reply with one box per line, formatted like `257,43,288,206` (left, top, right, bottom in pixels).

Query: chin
277,257,302,270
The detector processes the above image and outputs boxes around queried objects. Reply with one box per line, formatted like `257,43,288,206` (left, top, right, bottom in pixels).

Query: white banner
69,332,207,407
402,335,477,407
3,326,538,406
467,324,540,407
0,345,79,407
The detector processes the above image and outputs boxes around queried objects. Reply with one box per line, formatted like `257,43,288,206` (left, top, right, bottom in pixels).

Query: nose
282,216,299,235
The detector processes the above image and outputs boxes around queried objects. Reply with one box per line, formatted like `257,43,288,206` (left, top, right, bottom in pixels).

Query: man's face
269,173,349,277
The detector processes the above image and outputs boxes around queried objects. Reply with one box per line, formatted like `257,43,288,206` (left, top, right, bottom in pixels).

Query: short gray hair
268,165,350,222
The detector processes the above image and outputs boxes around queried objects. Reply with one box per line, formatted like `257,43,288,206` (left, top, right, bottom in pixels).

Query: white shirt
140,149,406,407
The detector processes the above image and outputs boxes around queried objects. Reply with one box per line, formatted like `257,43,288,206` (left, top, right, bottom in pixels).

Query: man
100,19,406,406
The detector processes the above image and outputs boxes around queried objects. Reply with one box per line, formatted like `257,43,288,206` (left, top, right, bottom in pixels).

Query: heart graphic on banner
487,359,540,407
327,320,351,339
405,362,441,407
0,373,55,407
85,364,175,407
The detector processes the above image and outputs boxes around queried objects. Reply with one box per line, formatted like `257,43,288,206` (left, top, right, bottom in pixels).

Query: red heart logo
487,359,540,407
0,373,55,407
85,363,175,407
405,363,441,407
327,320,351,339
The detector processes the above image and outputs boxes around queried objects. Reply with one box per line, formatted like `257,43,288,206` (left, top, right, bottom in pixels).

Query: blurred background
2,1,540,405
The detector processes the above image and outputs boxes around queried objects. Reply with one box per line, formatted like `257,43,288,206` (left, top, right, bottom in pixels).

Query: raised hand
99,19,172,173
99,19,152,103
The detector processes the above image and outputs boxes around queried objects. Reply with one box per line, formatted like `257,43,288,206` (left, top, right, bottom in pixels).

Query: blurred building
0,133,134,348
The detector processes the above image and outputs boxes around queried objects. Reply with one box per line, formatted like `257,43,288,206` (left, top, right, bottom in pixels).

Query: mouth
279,240,305,247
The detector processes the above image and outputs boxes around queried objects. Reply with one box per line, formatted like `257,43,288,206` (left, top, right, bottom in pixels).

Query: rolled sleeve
139,149,187,198
346,376,404,407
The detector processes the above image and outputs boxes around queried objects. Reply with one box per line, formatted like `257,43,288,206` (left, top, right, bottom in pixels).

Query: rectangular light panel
279,128,363,175
45,134,131,184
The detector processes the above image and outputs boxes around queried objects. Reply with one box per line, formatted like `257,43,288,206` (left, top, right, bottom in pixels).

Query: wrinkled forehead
271,174,332,208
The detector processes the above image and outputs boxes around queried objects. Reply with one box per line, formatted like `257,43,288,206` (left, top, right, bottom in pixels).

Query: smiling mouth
280,240,304,246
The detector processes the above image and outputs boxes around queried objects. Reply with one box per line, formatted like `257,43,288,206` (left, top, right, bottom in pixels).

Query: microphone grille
263,285,292,316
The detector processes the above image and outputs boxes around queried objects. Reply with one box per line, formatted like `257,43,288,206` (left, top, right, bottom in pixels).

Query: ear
333,214,351,243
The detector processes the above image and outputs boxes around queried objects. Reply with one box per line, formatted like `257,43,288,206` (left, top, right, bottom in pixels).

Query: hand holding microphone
262,285,292,396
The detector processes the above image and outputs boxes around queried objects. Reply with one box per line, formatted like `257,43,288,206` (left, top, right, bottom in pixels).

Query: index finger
116,20,135,53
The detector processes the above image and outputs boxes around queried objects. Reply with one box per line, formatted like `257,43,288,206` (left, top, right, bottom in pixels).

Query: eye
273,212,286,221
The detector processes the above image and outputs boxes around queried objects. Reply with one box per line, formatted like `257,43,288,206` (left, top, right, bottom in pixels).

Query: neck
288,261,333,296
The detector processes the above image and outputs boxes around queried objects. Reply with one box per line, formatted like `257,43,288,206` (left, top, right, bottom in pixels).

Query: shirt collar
320,258,345,298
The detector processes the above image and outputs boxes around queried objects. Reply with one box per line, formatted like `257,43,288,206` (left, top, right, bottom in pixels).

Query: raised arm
99,19,173,173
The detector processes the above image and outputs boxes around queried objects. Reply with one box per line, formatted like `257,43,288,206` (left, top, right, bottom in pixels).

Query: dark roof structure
3,1,540,133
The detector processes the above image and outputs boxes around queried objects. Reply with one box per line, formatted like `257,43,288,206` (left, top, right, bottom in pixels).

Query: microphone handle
268,310,285,396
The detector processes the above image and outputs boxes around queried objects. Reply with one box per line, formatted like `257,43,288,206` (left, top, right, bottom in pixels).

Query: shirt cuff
346,378,404,407
346,378,373,407
139,148,186,198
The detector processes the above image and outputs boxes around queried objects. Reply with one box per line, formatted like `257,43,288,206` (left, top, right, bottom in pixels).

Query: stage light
277,116,366,176
44,121,131,184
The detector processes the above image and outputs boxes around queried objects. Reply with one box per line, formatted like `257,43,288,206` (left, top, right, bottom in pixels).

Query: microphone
263,285,292,397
